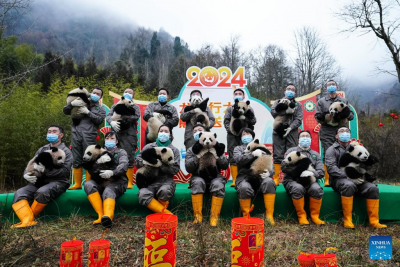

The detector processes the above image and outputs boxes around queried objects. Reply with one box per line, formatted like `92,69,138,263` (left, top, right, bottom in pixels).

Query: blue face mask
234,96,243,102
241,135,253,144
299,137,311,147
158,95,167,103
158,132,170,142
327,85,337,94
339,132,351,143
123,93,133,100
105,140,116,149
285,90,295,99
47,134,59,143
193,131,202,142
90,93,100,102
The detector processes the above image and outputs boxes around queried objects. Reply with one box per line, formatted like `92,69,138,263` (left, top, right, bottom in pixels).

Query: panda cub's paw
260,169,270,179
193,108,202,113
96,154,112,164
143,159,162,167
252,149,265,158
300,170,314,177
239,115,246,120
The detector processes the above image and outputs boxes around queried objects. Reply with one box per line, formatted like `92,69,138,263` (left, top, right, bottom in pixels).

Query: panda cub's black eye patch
288,157,292,161
358,152,362,157
58,156,62,160
87,152,92,156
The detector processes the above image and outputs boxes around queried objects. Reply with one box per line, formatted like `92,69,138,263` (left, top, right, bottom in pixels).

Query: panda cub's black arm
215,142,225,157
244,109,255,120
192,142,203,155
231,108,241,118
183,105,195,112
141,148,159,165
198,98,209,112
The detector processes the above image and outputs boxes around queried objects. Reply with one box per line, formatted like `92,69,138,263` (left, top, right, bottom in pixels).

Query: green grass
0,215,399,266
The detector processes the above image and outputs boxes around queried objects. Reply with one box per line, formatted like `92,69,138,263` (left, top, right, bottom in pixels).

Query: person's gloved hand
283,127,292,138
77,106,90,115
252,149,265,158
100,170,113,179
352,178,365,185
260,169,270,179
96,154,112,164
24,173,37,183
71,99,85,107
110,121,120,132
300,170,314,177
157,113,165,123
33,162,45,173
286,108,295,114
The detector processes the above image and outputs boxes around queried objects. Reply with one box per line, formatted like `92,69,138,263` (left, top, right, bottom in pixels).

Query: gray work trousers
84,178,128,200
227,133,241,165
319,126,337,162
235,175,276,199
138,178,176,206
13,181,69,204
283,179,324,199
72,130,97,168
117,131,137,168
272,130,298,164
331,178,379,199
190,176,226,198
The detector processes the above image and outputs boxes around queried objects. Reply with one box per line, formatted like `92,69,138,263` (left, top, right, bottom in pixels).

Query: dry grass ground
0,214,399,267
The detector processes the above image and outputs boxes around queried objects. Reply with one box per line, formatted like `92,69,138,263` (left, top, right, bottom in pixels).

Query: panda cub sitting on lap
282,151,316,187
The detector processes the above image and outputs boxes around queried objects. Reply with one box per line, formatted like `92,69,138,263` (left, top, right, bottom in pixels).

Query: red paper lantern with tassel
60,238,83,267
390,113,395,117
297,251,316,267
395,116,399,120
379,123,384,127
314,247,338,267
88,230,111,267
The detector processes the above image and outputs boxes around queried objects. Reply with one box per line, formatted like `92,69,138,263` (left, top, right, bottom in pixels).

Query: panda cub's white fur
324,102,351,126
111,97,136,121
26,147,66,178
66,87,91,124
244,139,273,177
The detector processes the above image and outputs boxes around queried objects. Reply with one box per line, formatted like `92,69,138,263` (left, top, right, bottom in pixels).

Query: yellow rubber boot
239,199,252,217
11,200,37,228
69,167,83,190
263,194,275,225
366,199,387,229
158,199,169,208
31,200,47,219
191,194,203,224
126,167,134,189
309,197,325,225
101,198,115,228
210,196,224,227
273,164,280,186
230,165,238,187
88,192,103,225
323,164,330,187
341,196,355,229
85,170,91,182
292,197,310,225
147,199,172,214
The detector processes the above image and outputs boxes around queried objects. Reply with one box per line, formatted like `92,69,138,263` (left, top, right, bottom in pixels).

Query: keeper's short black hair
190,90,202,99
286,83,296,89
193,123,209,132
233,88,245,95
105,131,119,142
239,128,255,139
93,86,103,97
336,126,351,134
49,124,64,134
325,79,338,88
158,88,169,95
298,130,311,139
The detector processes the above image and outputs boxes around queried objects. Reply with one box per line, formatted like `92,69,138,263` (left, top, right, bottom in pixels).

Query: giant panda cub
26,147,66,187
325,102,351,126
147,110,173,142
111,96,136,132
339,143,379,183
183,96,211,128
273,98,296,137
282,151,317,187
192,132,225,183
136,147,175,189
82,145,118,185
230,99,255,136
243,139,273,188
66,86,91,126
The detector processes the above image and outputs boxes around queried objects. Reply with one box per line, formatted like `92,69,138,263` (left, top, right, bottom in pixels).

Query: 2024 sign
186,66,247,88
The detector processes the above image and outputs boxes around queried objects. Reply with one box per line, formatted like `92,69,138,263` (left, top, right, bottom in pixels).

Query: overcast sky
53,0,399,89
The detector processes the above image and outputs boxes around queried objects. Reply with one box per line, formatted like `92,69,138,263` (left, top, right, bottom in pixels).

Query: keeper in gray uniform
11,125,72,228
107,88,141,189
185,124,228,226
224,88,257,188
314,80,354,186
63,87,106,190
135,125,180,214
233,128,276,225
180,90,215,150
281,130,325,226
143,88,179,144
84,131,129,229
271,83,303,186
325,126,386,229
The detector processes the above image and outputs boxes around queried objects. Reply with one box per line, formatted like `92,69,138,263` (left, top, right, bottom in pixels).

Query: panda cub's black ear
246,100,250,105
254,139,259,144
296,151,301,157
79,86,83,89
95,144,102,149
121,96,125,100
348,145,354,152
340,103,344,108
161,148,167,153
214,133,217,138
51,147,59,152
198,132,203,138
234,98,239,103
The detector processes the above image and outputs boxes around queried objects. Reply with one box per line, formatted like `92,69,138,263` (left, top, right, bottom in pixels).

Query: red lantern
315,247,338,267
395,116,399,120
298,252,316,267
390,113,395,117
231,217,264,267
144,214,178,267
96,135,100,142
88,239,111,267
60,239,83,267
379,123,383,127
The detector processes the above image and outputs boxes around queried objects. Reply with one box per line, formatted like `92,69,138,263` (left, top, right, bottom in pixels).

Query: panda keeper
63,87,106,190
180,90,215,150
143,88,179,144
233,128,276,225
185,123,228,226
325,126,386,229
84,131,129,228
271,83,303,186
224,88,256,188
315,80,354,187
281,130,325,225
11,125,72,228
135,125,180,214
106,88,141,189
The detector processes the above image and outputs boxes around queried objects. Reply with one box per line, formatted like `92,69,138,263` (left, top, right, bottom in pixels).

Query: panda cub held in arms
325,102,351,126
82,145,118,186
26,147,66,187
136,147,175,189
147,110,173,142
243,139,273,188
339,142,379,183
183,96,211,128
66,86,91,126
273,98,296,137
282,151,317,187
111,96,136,132
192,132,225,183
230,99,255,136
